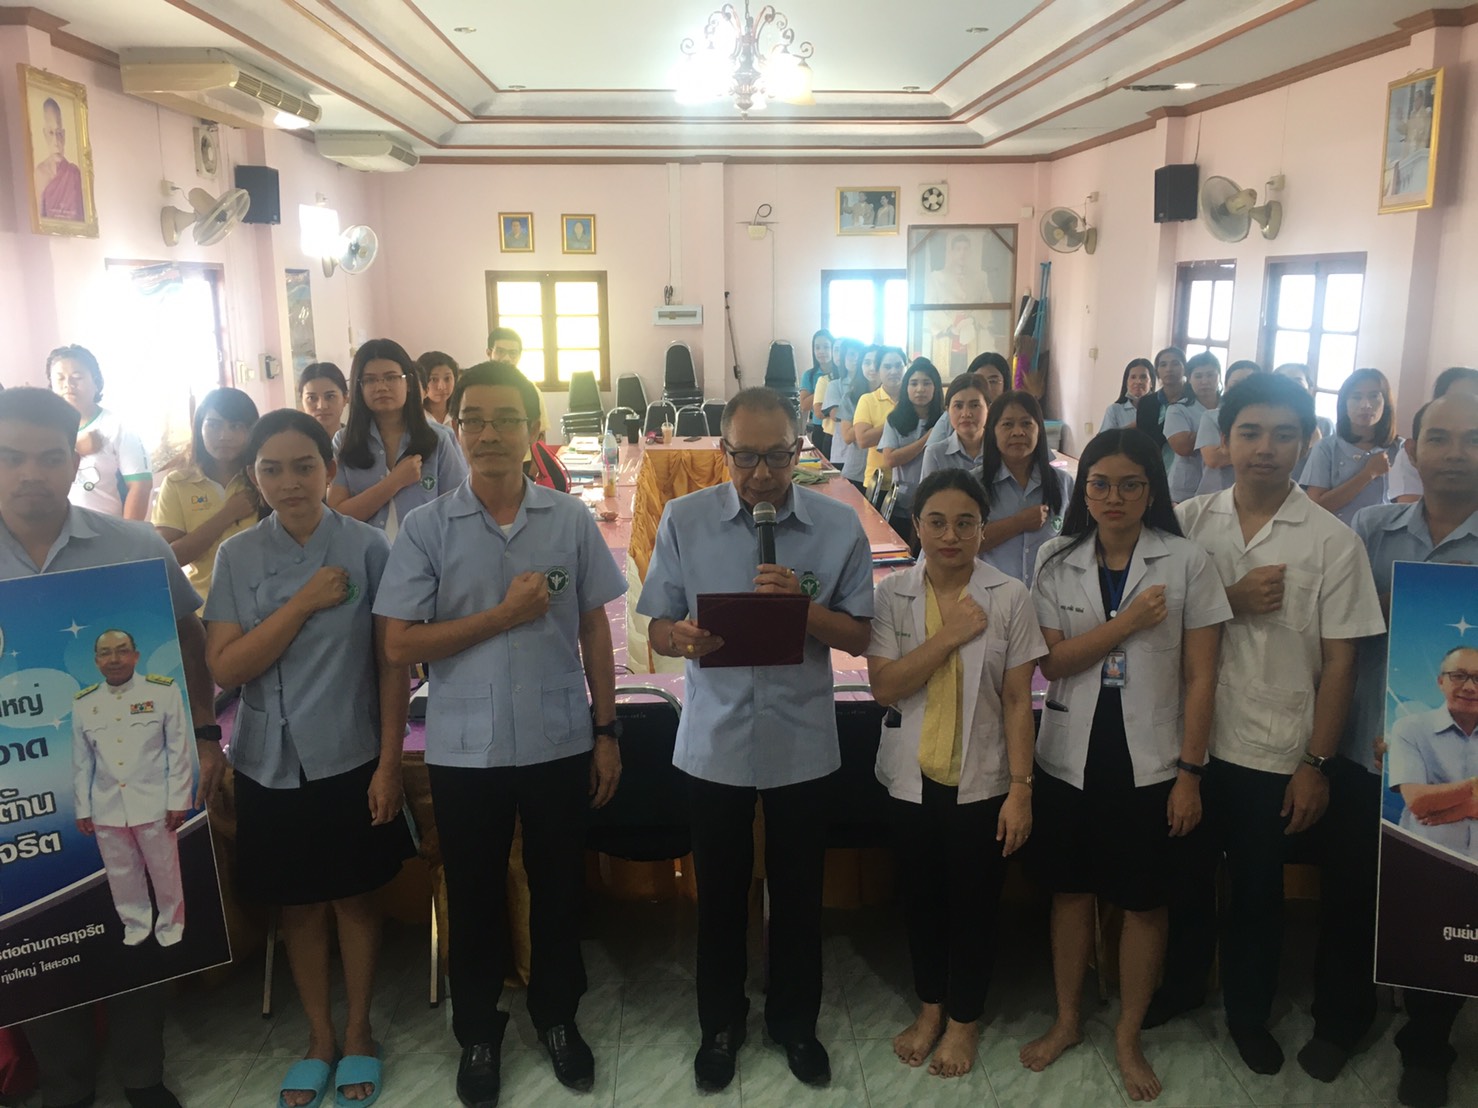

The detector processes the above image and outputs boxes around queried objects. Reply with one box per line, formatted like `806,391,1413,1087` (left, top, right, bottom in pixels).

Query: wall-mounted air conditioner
120,49,320,130
315,132,419,173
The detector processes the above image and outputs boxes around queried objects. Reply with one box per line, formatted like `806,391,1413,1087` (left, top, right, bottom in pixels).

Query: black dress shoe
123,1087,181,1108
693,1021,747,1092
780,1036,831,1087
457,1042,503,1108
541,1022,595,1092
1398,1064,1450,1108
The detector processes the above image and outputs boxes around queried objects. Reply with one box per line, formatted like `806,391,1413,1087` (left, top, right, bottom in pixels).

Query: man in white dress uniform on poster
73,628,194,946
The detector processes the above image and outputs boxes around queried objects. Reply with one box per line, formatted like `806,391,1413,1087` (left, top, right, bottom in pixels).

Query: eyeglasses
458,416,528,436
917,516,982,539
1084,477,1149,501
723,443,797,470
360,372,406,388
1439,671,1478,687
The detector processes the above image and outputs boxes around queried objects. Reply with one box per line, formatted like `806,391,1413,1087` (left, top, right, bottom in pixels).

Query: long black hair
339,339,441,470
849,345,882,406
1115,358,1156,403
1335,367,1396,447
297,361,348,397
886,358,944,436
809,329,835,379
1042,427,1181,571
979,390,1064,517
245,408,335,469
189,387,259,474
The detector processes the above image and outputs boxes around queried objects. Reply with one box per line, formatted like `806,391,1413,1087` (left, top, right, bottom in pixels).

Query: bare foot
1019,1018,1083,1072
893,1003,945,1067
339,1025,378,1102
929,1018,979,1078
1117,1033,1162,1102
284,1036,336,1108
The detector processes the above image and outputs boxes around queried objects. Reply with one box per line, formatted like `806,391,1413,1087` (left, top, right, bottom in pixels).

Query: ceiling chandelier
674,2,816,116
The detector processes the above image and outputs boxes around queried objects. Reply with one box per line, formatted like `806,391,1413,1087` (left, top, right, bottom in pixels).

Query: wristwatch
593,720,623,740
1175,759,1205,777
1301,752,1332,775
194,724,223,744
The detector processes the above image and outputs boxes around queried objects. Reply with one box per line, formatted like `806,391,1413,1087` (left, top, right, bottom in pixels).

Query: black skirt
234,758,416,906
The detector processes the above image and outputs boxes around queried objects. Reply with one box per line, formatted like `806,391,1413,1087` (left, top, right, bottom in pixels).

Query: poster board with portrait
1374,560,1478,998
18,64,99,238
1379,67,1443,214
0,560,230,1028
907,225,1017,379
285,269,317,378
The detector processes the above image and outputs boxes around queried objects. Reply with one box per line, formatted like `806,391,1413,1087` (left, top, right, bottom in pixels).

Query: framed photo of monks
18,64,99,238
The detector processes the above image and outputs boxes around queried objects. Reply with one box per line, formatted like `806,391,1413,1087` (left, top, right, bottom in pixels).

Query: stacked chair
763,340,801,420
662,342,704,409
559,371,604,441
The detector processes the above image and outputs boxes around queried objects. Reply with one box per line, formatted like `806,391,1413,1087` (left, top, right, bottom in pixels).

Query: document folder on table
695,592,809,668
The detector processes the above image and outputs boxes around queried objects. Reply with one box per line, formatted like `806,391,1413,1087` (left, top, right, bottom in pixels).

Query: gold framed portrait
1379,67,1443,214
499,212,533,252
837,187,899,235
561,214,596,254
18,64,99,238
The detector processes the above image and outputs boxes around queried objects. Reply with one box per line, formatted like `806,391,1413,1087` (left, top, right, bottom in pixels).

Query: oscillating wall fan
1200,175,1281,242
323,224,379,276
1039,206,1097,254
160,187,251,247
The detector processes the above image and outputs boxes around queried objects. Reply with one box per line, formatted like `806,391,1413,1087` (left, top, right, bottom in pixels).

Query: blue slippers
278,1058,332,1108
333,1046,384,1108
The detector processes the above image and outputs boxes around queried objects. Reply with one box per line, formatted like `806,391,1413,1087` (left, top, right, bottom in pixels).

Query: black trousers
25,984,166,1104
1395,991,1466,1073
810,428,832,457
428,754,590,1045
1160,756,1379,1048
891,781,1007,1023
688,771,830,1042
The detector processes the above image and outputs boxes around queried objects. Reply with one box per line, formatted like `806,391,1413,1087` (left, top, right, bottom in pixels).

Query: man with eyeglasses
637,388,874,1093
1349,390,1478,1108
375,362,626,1107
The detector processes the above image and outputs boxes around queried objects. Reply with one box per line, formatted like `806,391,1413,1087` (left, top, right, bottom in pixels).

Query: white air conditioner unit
315,132,419,173
653,305,703,326
120,49,320,131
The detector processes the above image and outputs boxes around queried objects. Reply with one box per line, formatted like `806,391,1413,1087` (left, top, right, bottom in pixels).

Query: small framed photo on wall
499,212,534,252
837,187,899,235
562,214,596,254
1379,67,1443,214
18,64,99,237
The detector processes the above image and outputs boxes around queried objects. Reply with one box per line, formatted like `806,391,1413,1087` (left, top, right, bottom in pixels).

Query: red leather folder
695,592,810,668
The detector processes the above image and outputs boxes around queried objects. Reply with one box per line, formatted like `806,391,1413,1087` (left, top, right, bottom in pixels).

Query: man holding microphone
638,388,874,1093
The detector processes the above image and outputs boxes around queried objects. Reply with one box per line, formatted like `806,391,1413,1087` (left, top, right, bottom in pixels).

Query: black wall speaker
234,165,281,225
1154,164,1199,223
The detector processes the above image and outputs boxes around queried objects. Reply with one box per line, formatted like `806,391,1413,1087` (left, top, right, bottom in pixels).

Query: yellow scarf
919,579,965,786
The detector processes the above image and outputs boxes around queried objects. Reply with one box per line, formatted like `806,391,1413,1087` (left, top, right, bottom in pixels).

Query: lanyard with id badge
1101,560,1130,688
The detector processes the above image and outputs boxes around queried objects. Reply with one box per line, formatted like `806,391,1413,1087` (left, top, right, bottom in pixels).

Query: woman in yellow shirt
851,346,906,492
152,387,259,607
866,469,1044,1080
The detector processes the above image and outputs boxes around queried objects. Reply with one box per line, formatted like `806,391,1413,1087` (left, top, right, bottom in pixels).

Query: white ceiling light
674,1,815,116
274,110,313,129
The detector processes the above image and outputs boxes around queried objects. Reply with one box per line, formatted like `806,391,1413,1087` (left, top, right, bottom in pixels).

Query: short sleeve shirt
333,421,469,533
920,430,984,481
373,479,627,769
71,408,151,516
1386,707,1478,858
204,511,391,787
852,387,896,488
1176,484,1385,774
635,483,874,789
151,466,254,604
1100,400,1137,432
979,464,1075,588
878,419,930,510
1163,399,1208,502
1193,407,1236,496
1386,447,1422,500
1299,435,1400,526
799,367,824,427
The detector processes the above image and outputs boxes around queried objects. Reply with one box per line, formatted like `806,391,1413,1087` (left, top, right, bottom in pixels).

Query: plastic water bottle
602,430,619,498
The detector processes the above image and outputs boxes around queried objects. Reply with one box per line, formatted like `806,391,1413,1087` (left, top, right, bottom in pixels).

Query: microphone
754,500,777,566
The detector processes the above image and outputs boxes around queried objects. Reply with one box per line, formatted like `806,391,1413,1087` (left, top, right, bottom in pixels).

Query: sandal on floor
278,1059,333,1108
333,1047,383,1107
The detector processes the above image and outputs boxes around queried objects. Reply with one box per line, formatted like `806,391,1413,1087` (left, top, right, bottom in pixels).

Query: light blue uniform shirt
920,429,984,481
799,366,826,430
1300,435,1400,526
635,483,874,789
0,507,200,613
829,389,857,471
332,421,468,531
1193,407,1235,496
926,414,951,446
373,478,626,769
978,464,1074,588
205,510,390,787
1164,399,1208,502
878,418,932,511
1386,706,1478,859
1346,501,1478,769
836,390,868,481
1100,400,1137,431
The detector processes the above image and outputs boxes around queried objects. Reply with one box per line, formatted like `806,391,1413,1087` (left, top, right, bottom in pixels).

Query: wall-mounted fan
1039,206,1097,254
323,224,379,276
919,182,948,215
160,187,251,247
1200,175,1281,242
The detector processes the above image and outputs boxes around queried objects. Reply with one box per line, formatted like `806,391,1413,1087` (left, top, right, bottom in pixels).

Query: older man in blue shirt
376,363,626,1108
638,387,874,1093
1350,391,1478,1108
0,389,223,1108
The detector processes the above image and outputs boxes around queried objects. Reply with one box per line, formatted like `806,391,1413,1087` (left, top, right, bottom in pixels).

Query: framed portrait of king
18,64,99,238
907,224,1018,377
